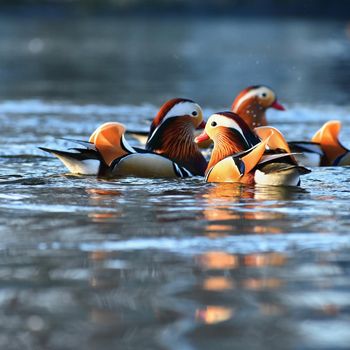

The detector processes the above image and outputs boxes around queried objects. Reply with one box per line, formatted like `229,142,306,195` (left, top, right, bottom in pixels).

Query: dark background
2,0,350,19
1,0,349,106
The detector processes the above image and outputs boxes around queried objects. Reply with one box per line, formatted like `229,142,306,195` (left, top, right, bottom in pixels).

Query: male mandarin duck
195,112,310,186
145,98,207,175
40,98,207,178
232,85,350,167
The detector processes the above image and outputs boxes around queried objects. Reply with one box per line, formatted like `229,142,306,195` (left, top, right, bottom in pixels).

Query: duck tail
39,147,103,175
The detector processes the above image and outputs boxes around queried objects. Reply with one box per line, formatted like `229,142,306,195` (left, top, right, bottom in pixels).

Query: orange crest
311,120,347,165
89,122,130,166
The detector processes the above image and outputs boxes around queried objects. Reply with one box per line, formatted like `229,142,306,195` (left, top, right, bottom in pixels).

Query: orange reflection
203,276,234,291
195,306,233,324
205,230,231,239
244,252,287,267
243,277,283,290
89,251,110,261
202,183,253,202
87,188,122,196
196,251,238,270
248,225,282,234
197,251,288,271
86,187,123,222
88,212,120,222
201,183,294,235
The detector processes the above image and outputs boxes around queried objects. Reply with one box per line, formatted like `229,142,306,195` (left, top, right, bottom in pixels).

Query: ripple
0,99,156,117
32,233,350,255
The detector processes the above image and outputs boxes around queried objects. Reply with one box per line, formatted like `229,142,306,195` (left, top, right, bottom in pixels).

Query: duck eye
192,111,198,116
261,93,267,98
211,121,217,127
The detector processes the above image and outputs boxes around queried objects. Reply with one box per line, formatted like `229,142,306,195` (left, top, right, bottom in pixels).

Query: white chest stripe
121,134,136,154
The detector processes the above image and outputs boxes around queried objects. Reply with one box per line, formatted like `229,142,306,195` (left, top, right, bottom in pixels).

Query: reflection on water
196,251,239,269
1,15,350,350
202,276,234,291
195,306,234,324
201,183,305,235
1,162,350,349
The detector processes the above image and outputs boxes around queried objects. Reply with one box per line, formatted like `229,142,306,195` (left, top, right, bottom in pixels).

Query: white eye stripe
147,101,202,144
207,114,243,132
164,101,201,119
206,114,250,145
233,87,275,111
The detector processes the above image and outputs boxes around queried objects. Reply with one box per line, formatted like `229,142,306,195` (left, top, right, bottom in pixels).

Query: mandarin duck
195,112,310,186
40,98,207,178
233,86,350,167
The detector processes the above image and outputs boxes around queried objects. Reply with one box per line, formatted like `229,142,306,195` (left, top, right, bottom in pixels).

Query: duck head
146,98,207,176
195,111,260,170
231,85,285,129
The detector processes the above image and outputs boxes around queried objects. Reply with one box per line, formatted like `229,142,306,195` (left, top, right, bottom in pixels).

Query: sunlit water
1,16,350,350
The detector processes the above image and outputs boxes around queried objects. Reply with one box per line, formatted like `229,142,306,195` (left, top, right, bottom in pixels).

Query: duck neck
232,100,267,130
153,119,207,176
207,131,248,170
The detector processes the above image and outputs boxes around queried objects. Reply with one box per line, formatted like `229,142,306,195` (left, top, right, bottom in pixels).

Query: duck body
253,154,309,186
40,147,191,178
40,123,192,178
196,112,310,186
110,152,192,178
204,144,306,186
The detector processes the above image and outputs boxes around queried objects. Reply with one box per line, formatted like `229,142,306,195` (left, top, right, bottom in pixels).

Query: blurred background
1,3,350,350
4,0,350,18
1,0,350,107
